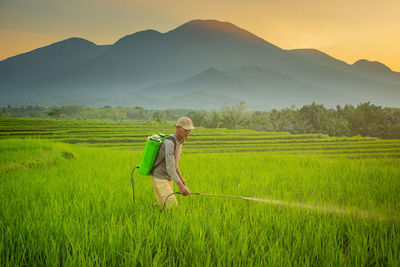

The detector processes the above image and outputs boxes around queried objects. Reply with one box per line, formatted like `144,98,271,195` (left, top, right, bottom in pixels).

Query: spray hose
131,165,243,207
131,166,139,202
162,192,250,211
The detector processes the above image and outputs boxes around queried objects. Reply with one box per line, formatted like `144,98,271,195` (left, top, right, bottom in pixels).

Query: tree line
1,102,399,139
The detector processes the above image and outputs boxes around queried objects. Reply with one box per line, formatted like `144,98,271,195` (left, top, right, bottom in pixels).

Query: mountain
134,67,239,109
353,59,392,72
350,59,400,85
135,66,346,110
290,49,400,86
289,49,349,70
0,19,399,109
0,38,110,91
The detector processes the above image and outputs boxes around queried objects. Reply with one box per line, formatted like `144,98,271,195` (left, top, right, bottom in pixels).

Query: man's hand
178,181,190,196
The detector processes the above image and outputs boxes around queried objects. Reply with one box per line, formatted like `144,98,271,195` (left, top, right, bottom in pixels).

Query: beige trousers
151,176,178,210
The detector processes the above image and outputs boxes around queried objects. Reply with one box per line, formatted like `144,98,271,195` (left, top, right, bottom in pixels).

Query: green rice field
1,118,399,266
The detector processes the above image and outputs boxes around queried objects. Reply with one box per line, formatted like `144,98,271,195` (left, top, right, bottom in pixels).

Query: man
151,117,194,209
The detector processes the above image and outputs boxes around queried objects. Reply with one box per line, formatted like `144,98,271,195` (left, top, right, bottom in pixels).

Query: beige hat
176,117,195,130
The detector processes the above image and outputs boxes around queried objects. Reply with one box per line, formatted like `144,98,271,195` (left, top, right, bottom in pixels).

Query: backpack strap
150,135,176,174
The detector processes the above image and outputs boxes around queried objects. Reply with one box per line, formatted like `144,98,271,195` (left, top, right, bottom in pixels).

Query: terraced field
1,118,399,157
1,117,400,265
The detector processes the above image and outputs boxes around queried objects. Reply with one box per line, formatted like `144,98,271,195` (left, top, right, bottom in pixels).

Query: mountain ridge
0,19,399,109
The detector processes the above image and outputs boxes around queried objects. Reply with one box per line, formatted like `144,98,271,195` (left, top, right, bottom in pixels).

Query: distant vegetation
1,101,399,139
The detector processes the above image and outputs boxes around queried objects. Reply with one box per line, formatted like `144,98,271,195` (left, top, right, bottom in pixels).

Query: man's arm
164,140,181,184
165,140,190,195
176,168,186,186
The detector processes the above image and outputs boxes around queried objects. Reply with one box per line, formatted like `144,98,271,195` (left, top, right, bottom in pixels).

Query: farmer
151,117,194,209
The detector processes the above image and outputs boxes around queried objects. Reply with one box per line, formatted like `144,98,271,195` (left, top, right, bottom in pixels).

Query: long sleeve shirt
151,133,183,184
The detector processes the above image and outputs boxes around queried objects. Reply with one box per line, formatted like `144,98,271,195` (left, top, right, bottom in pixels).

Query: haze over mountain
1,19,399,109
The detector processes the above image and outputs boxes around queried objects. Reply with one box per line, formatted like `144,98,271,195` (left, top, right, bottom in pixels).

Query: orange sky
1,0,399,71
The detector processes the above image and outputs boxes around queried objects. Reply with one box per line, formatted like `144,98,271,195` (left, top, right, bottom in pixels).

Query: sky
1,0,399,71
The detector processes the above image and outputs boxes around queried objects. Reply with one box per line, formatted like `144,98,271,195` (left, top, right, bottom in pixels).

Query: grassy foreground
1,139,399,266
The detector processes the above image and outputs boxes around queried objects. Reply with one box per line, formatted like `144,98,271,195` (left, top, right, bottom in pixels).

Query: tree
153,111,166,124
206,112,222,128
186,111,207,127
249,111,268,131
382,108,400,139
347,102,385,137
267,109,292,132
298,103,327,132
221,101,247,129
47,107,62,118
289,118,313,134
